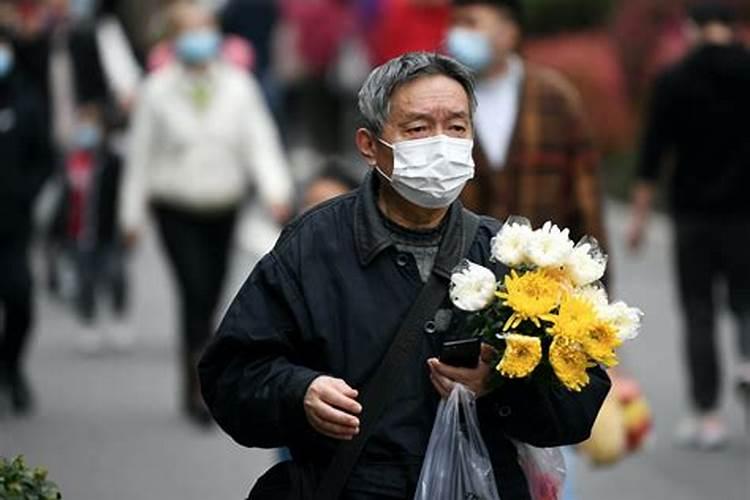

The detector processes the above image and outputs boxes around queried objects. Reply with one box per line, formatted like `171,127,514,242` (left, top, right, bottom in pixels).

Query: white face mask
376,135,475,209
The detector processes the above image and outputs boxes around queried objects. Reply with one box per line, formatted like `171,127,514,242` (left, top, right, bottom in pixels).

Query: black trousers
0,236,33,374
153,203,237,355
74,243,128,323
675,216,750,411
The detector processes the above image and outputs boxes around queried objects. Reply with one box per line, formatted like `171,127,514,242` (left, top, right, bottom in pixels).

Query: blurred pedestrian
147,4,256,74
199,51,609,499
448,0,608,251
61,103,133,353
627,3,750,450
279,0,357,158
119,1,293,427
367,0,452,66
34,0,140,351
0,26,53,416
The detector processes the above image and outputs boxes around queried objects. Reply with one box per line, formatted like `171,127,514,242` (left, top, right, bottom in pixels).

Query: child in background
300,157,362,213
63,103,132,353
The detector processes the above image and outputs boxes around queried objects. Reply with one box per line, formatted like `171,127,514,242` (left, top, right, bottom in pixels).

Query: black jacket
637,43,750,217
199,172,610,499
0,74,52,240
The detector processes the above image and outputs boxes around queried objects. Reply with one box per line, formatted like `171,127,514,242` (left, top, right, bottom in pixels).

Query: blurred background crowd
0,0,749,499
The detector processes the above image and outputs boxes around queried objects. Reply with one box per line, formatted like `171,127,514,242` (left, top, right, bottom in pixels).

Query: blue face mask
74,124,102,150
175,30,221,65
446,28,493,72
0,48,14,79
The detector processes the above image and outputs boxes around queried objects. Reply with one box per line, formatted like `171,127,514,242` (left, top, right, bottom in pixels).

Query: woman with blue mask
174,27,222,67
120,2,293,427
0,31,53,417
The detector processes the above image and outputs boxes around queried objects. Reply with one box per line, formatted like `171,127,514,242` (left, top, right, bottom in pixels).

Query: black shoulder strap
314,209,481,500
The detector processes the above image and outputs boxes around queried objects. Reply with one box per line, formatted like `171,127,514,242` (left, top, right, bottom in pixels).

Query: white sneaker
107,318,135,352
76,325,104,355
674,414,728,451
697,420,729,450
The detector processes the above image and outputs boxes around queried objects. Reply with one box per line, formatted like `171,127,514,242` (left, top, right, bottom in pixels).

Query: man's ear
355,128,378,167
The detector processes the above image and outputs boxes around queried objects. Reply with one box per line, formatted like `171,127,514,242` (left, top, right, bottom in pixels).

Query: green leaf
0,456,62,499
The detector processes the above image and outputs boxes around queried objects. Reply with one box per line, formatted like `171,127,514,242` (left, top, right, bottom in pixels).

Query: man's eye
408,126,427,134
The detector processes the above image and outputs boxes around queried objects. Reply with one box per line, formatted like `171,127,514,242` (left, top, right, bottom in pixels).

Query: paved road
1,203,748,500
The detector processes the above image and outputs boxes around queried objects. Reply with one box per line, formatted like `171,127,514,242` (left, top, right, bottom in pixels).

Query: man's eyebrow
398,112,433,123
446,110,471,119
397,110,471,123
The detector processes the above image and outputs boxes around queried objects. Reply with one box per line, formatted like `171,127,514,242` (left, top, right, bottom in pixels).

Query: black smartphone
439,338,481,369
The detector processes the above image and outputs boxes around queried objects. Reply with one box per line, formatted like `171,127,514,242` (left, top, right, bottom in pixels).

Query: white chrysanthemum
526,221,574,269
491,223,534,267
564,243,606,286
575,285,609,316
602,301,643,341
450,261,498,312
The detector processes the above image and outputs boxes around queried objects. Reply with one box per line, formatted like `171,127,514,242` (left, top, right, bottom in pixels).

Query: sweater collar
353,170,466,279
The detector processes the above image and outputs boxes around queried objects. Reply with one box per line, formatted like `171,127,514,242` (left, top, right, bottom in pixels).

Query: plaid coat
462,63,608,250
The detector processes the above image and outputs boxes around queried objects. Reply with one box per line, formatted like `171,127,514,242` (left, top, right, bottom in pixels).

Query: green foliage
0,456,62,500
524,0,616,35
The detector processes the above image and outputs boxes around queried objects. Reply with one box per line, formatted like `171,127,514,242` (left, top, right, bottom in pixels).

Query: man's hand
428,344,495,398
627,182,656,253
304,376,362,440
626,216,647,252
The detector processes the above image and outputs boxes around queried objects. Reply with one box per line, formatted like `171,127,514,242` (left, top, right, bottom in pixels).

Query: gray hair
357,52,477,135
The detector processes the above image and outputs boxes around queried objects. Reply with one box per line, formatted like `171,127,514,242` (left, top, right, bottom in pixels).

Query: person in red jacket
368,0,451,66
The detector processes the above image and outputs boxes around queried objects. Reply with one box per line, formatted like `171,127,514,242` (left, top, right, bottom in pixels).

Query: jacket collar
353,171,466,279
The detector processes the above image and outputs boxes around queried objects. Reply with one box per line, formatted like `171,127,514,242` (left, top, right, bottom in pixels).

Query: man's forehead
388,75,471,118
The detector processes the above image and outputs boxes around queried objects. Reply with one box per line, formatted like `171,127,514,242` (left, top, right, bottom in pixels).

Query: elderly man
199,52,609,500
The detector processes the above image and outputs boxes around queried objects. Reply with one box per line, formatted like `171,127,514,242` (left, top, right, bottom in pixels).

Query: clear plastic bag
514,442,566,500
415,384,501,500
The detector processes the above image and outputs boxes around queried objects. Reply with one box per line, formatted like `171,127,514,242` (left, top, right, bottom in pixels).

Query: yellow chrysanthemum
549,336,590,391
542,266,572,287
496,269,561,330
497,334,542,378
583,321,622,368
547,294,598,341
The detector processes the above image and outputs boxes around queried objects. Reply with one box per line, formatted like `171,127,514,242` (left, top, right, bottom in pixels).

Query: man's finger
429,358,473,383
314,402,360,428
430,374,451,399
320,385,362,415
332,378,359,399
430,371,455,396
314,417,360,439
309,412,357,435
480,344,496,364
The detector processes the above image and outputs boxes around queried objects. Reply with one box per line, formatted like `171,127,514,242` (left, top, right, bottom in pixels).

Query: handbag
247,210,481,500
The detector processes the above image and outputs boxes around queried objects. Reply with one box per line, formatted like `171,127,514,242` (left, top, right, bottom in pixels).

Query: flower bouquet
450,216,642,392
